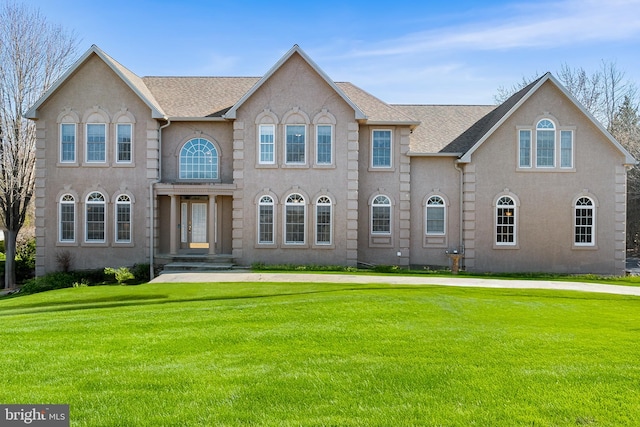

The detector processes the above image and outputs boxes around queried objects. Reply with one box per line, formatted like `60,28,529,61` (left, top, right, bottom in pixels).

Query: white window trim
283,193,307,245
517,128,532,169
560,130,574,169
371,129,393,169
371,195,392,235
495,195,517,247
425,195,446,236
315,125,334,166
574,197,596,247
258,124,276,165
85,123,107,164
257,195,275,245
115,194,132,243
115,123,133,164
60,123,77,164
58,195,76,243
535,119,556,168
314,196,333,246
85,192,106,243
284,124,307,166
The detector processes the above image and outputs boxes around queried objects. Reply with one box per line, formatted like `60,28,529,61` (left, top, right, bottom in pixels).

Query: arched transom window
179,138,219,180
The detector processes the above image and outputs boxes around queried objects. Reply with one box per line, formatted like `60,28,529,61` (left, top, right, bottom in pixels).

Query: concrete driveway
151,271,640,297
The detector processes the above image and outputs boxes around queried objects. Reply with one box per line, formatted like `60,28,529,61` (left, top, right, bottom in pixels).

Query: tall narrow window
316,125,332,165
259,125,275,164
371,195,391,234
426,196,445,235
59,194,75,242
116,124,132,163
575,197,594,246
115,195,132,243
285,193,305,244
86,124,106,162
60,124,76,163
258,196,274,244
86,192,106,242
315,196,332,245
519,129,531,168
560,130,573,168
372,130,392,168
286,125,306,164
536,119,555,167
179,138,218,179
496,196,516,245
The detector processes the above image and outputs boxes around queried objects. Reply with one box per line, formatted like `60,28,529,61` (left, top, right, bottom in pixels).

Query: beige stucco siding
34,54,156,274
409,156,462,268
231,52,359,266
464,81,626,274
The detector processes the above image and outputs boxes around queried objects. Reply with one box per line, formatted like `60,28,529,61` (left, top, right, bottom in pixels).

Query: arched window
315,196,332,245
59,194,75,242
575,197,595,246
285,193,306,244
496,196,516,245
115,194,132,243
426,196,445,235
86,192,106,242
371,195,391,234
258,195,274,244
536,119,555,167
179,138,218,180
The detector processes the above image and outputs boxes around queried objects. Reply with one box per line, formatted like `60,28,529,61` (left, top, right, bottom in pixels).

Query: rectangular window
259,205,274,244
536,129,555,167
116,124,132,163
60,124,76,163
86,205,105,241
285,205,305,243
426,207,445,234
316,205,332,245
116,204,131,242
59,203,75,242
372,130,391,168
518,130,531,167
259,125,275,164
286,125,306,164
561,130,573,168
86,124,106,162
316,125,332,165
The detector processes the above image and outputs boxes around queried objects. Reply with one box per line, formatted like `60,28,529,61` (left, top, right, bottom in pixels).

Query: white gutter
454,161,465,266
149,119,171,280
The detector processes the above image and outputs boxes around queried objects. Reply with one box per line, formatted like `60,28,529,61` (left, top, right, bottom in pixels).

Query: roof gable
25,45,165,119
224,45,366,120
457,73,636,165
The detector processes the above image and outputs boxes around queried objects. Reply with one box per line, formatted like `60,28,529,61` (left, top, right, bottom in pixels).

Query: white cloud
346,0,640,57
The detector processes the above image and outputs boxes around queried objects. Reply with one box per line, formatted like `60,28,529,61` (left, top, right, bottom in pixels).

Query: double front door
180,198,210,250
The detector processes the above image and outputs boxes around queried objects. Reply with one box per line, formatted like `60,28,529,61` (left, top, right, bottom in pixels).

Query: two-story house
25,45,636,277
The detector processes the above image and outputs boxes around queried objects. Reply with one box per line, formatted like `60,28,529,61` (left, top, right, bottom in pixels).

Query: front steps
157,254,235,273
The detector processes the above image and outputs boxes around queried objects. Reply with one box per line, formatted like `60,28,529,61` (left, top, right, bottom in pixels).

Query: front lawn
1,282,639,426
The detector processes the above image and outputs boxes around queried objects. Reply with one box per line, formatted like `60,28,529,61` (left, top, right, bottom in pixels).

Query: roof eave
407,151,462,157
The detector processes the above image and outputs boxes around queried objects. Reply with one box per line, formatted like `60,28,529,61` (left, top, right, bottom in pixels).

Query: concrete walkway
151,271,640,297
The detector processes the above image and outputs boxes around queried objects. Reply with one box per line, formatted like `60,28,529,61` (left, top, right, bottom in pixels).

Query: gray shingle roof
142,77,260,118
393,105,496,153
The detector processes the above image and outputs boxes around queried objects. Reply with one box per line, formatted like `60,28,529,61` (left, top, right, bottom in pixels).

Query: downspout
454,161,465,262
149,118,171,280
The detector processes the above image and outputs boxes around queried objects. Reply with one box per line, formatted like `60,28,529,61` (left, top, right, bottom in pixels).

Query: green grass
1,281,640,426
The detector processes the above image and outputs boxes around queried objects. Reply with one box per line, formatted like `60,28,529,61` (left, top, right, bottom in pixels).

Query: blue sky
26,0,640,105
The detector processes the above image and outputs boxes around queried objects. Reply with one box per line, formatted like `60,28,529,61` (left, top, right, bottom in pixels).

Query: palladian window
179,138,219,180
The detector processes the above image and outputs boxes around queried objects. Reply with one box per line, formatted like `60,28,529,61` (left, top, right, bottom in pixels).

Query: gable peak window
60,123,76,163
285,125,306,164
86,123,106,163
536,119,555,167
179,138,219,180
116,124,133,163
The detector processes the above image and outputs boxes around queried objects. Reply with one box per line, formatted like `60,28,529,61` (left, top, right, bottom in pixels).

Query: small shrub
104,267,135,285
56,250,73,272
73,278,90,288
131,263,151,283
373,265,401,273
20,272,76,295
